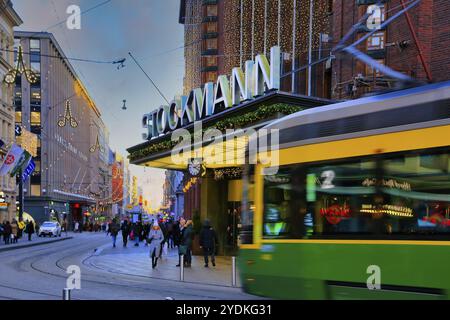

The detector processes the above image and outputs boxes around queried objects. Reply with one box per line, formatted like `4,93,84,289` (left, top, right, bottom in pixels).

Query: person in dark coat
3,221,11,245
110,218,120,248
166,220,174,249
121,220,131,247
132,221,142,247
159,220,168,257
181,220,194,267
173,221,181,247
143,222,151,246
199,220,218,267
25,221,35,241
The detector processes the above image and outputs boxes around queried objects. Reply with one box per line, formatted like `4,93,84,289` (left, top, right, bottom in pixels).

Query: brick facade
332,0,450,100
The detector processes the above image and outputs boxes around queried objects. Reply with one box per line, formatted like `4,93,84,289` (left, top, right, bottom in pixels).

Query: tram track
24,238,225,299
0,234,253,300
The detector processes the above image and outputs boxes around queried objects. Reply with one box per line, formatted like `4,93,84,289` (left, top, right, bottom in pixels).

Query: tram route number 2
321,170,336,189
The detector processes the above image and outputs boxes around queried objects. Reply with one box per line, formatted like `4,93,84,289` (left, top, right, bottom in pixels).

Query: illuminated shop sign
320,204,351,225
142,46,281,140
360,204,413,217
362,178,411,191
0,192,7,210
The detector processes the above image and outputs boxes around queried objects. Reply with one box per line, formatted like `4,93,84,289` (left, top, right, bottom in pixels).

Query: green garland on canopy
129,103,302,162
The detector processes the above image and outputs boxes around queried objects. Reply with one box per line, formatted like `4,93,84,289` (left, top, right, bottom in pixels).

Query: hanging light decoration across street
4,46,39,85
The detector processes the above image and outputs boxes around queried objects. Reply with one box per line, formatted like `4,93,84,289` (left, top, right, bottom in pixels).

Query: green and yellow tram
239,81,450,299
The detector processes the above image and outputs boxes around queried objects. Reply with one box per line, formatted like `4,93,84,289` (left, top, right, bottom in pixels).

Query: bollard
180,255,184,282
232,256,237,287
63,288,71,300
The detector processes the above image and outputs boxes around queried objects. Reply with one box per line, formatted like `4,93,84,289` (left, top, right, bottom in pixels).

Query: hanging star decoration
90,134,105,153
58,100,78,128
4,46,39,85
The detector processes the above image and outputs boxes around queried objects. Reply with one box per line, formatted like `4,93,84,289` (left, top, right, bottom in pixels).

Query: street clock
188,158,205,177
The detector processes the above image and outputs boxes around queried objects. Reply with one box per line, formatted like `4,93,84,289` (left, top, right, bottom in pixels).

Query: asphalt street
0,233,260,300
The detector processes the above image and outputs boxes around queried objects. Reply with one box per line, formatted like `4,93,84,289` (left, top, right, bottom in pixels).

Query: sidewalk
86,242,242,287
0,233,73,252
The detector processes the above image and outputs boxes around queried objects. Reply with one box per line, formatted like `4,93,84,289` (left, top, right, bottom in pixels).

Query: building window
31,61,40,74
15,111,22,124
206,71,217,83
205,38,217,50
30,87,41,107
30,184,41,196
367,31,385,51
14,87,22,108
206,22,217,33
30,39,41,61
206,5,217,16
30,111,41,126
13,38,20,62
366,59,385,77
205,56,217,66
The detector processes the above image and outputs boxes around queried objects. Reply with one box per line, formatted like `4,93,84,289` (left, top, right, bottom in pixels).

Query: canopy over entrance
127,92,334,170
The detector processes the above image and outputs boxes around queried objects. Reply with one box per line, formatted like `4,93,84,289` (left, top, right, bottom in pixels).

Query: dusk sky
12,0,185,207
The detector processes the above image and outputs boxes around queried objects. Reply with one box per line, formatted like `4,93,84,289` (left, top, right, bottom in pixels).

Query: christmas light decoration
3,46,39,85
58,100,78,128
214,167,243,181
129,103,302,161
90,134,105,153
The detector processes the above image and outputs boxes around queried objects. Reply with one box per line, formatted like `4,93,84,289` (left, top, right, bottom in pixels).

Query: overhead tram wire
128,52,171,105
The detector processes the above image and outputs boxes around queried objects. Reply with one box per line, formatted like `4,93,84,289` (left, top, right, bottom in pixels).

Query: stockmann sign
142,46,281,140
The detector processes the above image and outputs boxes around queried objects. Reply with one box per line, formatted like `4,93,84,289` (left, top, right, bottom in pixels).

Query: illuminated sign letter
167,99,181,131
212,75,232,114
188,88,202,121
181,92,195,126
197,82,214,119
231,60,254,106
156,106,168,134
254,46,281,96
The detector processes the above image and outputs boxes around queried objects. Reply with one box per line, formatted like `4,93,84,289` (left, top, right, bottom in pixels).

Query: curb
0,236,73,253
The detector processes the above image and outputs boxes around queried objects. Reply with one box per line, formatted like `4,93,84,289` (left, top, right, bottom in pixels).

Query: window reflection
263,148,450,240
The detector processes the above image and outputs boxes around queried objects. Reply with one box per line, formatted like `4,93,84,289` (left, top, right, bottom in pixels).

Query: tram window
262,148,450,240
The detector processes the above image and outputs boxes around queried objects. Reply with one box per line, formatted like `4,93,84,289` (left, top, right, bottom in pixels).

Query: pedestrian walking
173,221,181,248
62,220,68,236
176,217,186,267
74,221,79,233
132,221,142,247
25,220,35,242
143,222,150,246
10,219,18,244
183,220,194,267
148,221,164,269
110,218,120,248
166,220,174,249
159,219,168,258
3,221,11,245
199,220,218,267
121,220,131,247
177,218,193,268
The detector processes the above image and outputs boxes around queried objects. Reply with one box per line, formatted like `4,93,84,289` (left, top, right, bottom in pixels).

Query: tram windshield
260,147,450,240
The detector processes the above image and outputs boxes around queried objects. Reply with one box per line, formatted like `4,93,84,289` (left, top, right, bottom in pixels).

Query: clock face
188,159,202,176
